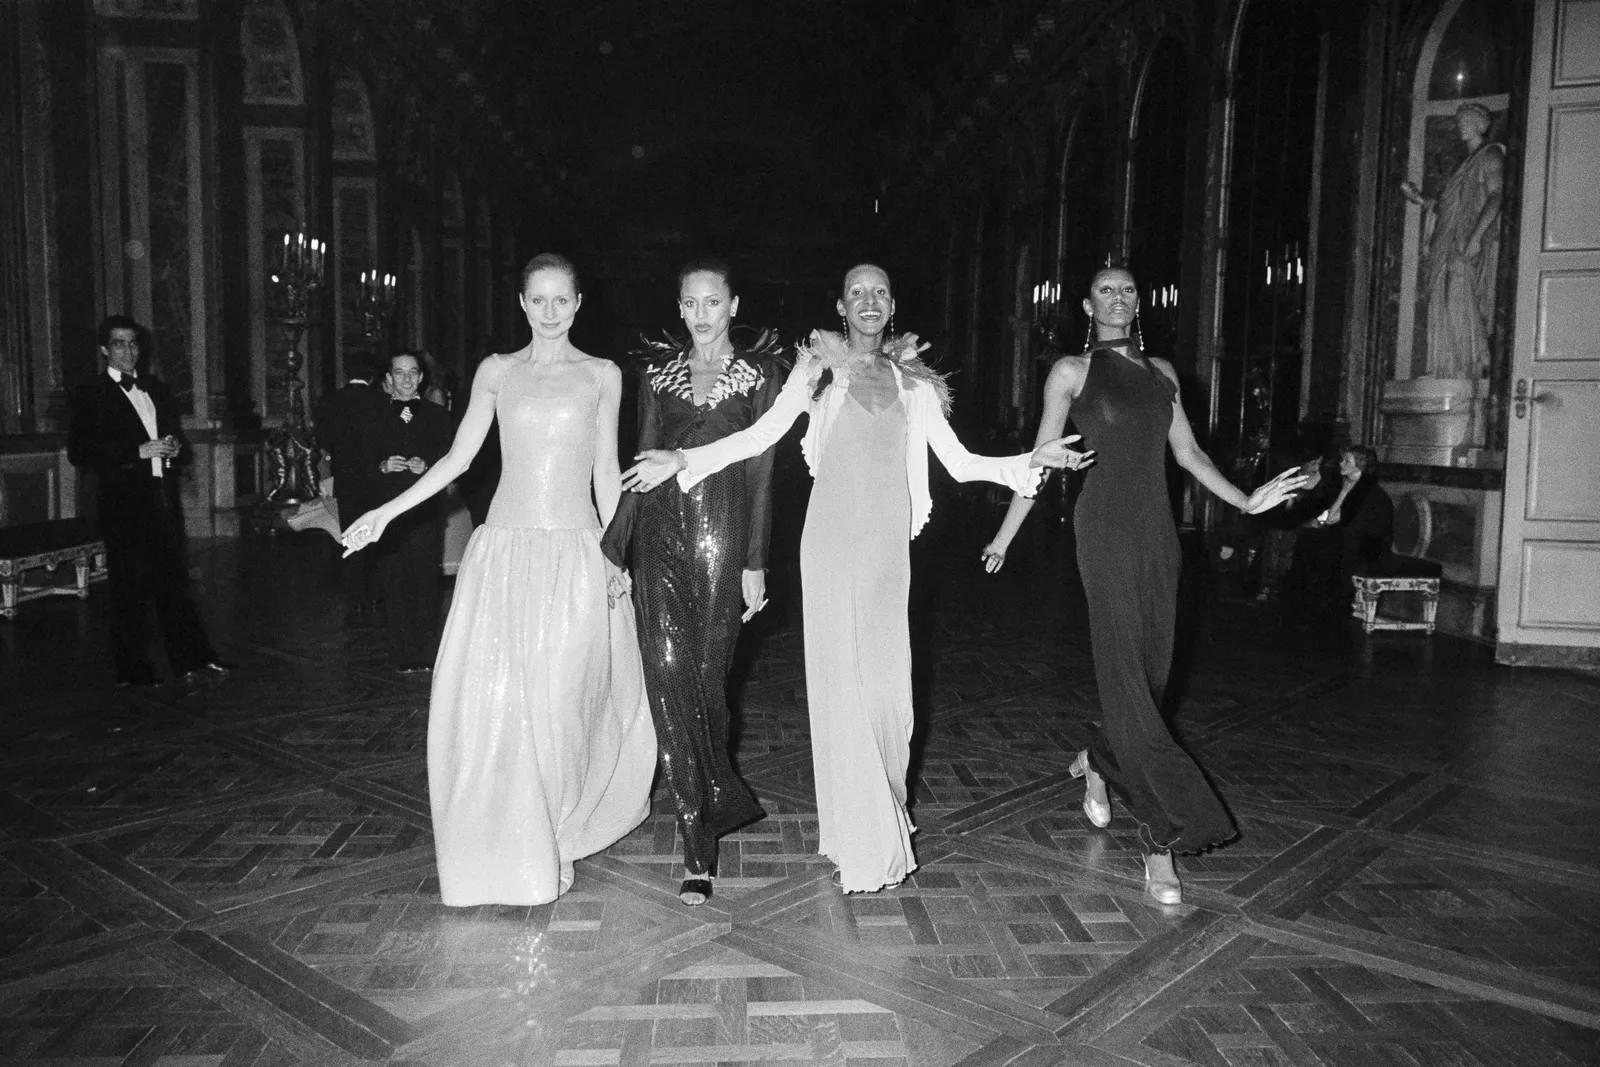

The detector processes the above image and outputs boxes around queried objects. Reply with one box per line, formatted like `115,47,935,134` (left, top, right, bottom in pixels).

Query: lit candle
282,233,290,272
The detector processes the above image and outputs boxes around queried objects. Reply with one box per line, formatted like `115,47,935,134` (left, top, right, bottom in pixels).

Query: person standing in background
315,353,386,618
67,315,233,687
359,351,453,673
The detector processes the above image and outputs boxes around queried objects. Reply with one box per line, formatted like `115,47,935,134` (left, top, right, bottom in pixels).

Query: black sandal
678,877,713,906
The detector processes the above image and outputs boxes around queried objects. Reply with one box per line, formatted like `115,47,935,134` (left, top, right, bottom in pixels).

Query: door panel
1526,381,1600,519
1555,0,1600,81
1537,271,1600,358
1544,106,1600,247
1520,542,1600,628
1497,0,1600,659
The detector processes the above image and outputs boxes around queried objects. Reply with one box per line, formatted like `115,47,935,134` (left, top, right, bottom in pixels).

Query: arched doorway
1214,0,1323,480
1056,95,1114,347
1127,37,1191,358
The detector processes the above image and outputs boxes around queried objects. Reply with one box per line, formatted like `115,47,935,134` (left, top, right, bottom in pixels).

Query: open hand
1243,465,1315,514
1030,434,1096,470
883,332,932,362
620,449,686,492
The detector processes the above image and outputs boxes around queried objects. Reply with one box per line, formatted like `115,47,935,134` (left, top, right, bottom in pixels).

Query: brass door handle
1513,378,1536,419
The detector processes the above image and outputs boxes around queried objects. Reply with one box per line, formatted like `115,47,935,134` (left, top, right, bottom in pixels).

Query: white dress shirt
108,367,163,478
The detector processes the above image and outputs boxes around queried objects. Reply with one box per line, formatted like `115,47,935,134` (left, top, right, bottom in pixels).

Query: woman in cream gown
342,253,655,906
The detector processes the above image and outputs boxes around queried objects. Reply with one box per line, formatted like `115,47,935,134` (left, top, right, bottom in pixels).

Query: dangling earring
840,313,849,338
1082,320,1094,353
1132,310,1144,352
888,313,895,340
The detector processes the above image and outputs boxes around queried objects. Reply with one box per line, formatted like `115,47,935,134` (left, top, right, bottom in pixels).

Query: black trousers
376,513,441,665
104,488,215,678
336,496,376,606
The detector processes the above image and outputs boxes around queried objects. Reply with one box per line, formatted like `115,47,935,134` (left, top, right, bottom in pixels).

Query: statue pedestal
1379,377,1491,467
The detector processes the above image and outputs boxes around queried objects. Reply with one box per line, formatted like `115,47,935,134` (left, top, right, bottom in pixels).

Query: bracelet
674,448,687,470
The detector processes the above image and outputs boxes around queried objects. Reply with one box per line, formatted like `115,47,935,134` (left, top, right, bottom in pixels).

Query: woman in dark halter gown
982,267,1307,905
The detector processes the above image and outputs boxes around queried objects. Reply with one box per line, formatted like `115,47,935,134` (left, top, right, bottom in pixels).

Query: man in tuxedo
315,354,385,617
358,351,452,673
67,315,230,686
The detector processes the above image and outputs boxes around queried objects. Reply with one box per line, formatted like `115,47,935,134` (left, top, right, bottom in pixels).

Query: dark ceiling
423,0,1018,255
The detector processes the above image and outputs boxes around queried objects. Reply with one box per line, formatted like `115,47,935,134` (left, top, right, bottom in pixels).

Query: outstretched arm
923,386,1079,495
983,356,1091,572
1156,359,1309,514
341,355,502,553
621,352,812,492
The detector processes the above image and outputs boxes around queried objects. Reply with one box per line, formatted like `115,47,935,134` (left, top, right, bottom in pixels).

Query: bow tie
115,375,139,392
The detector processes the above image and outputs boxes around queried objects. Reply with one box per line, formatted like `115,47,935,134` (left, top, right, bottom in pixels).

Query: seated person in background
1285,446,1393,613
1255,453,1339,601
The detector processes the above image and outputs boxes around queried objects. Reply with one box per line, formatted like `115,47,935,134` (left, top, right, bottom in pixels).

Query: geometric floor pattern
3,501,1599,1065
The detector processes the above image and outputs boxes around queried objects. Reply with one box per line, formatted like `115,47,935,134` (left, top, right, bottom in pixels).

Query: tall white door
1496,0,1600,665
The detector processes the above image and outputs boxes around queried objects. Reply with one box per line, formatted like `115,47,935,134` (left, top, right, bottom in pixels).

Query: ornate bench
1350,555,1443,635
0,518,107,619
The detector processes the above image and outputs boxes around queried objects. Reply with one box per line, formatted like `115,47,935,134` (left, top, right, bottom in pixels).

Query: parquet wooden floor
3,501,1597,1065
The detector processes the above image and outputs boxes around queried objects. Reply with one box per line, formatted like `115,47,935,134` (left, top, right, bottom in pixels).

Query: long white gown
427,356,656,906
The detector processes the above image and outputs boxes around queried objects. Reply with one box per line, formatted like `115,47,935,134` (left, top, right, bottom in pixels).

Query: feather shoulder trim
632,327,787,407
799,330,952,416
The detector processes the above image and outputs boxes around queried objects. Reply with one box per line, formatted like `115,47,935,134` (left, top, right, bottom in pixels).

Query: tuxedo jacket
67,372,185,532
315,381,386,517
358,397,453,521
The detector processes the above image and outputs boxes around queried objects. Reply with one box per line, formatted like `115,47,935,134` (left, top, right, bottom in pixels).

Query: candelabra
354,269,397,347
265,231,325,505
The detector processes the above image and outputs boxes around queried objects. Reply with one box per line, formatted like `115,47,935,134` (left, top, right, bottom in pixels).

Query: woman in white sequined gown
341,254,655,905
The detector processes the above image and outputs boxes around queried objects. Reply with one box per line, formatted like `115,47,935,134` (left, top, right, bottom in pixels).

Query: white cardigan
678,351,1043,539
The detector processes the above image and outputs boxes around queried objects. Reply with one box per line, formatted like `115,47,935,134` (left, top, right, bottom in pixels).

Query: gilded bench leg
1351,580,1380,634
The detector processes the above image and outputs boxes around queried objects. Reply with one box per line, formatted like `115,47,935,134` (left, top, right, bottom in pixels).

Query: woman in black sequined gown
602,259,783,905
982,268,1307,906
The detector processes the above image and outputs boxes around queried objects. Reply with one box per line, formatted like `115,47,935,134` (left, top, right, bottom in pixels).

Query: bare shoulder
583,355,622,385
1045,353,1091,393
473,352,511,387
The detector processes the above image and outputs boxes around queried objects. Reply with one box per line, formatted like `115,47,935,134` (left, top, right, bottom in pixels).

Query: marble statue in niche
1400,102,1505,380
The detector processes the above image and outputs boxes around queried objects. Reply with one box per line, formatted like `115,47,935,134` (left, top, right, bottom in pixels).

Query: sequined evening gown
602,349,782,876
1073,340,1234,855
428,357,656,906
